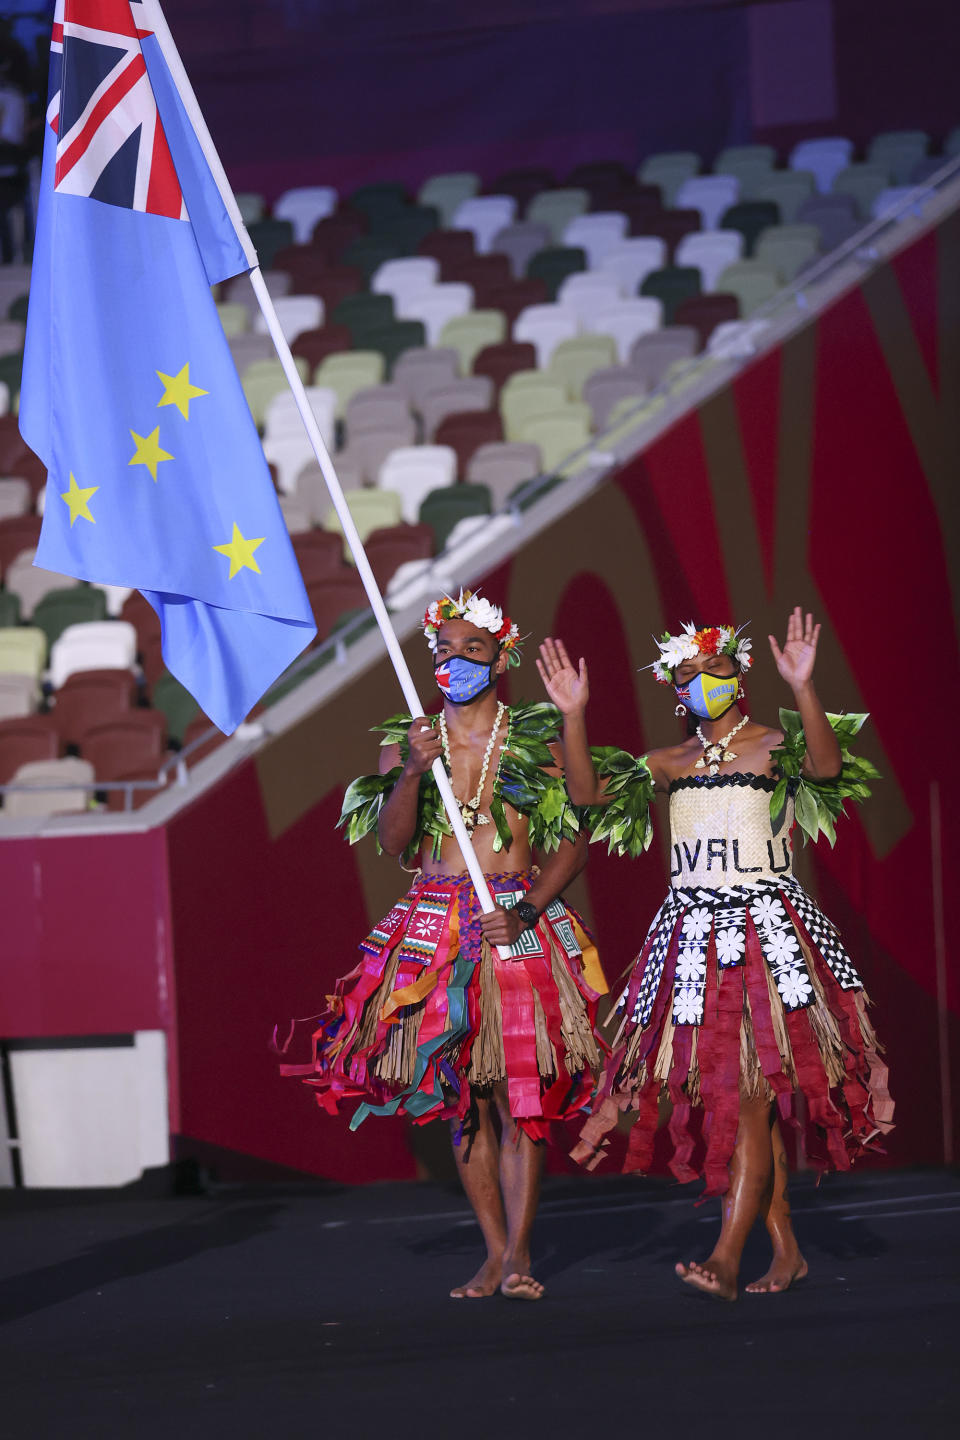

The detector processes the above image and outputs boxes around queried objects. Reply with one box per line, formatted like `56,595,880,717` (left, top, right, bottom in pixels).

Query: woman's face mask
435,655,496,705
676,670,739,721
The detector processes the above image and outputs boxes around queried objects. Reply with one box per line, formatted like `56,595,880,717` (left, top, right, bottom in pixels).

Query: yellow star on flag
156,363,208,421
61,472,98,527
129,426,173,482
214,523,265,580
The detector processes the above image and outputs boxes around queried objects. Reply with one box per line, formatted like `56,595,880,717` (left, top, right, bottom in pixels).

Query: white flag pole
143,0,508,944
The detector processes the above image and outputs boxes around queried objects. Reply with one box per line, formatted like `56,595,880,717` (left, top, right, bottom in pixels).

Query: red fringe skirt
572,876,894,1195
280,870,607,1143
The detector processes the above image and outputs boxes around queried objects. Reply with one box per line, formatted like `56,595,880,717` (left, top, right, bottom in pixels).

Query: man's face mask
676,670,739,721
435,655,496,705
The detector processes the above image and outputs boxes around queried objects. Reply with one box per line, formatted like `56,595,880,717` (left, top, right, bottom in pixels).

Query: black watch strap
515,899,540,928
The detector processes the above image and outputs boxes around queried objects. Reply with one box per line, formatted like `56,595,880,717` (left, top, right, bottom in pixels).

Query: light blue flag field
19,0,317,733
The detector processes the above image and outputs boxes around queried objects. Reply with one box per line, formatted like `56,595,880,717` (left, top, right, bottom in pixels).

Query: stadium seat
871,187,925,221
348,182,408,221
675,230,744,291
472,340,538,393
599,237,668,294
638,152,700,206
548,334,618,399
562,212,629,267
120,592,162,656
0,626,46,678
314,352,386,417
755,171,815,224
5,551,75,619
306,573,370,642
592,299,663,362
263,435,316,495
419,483,492,551
795,195,860,251
371,256,439,305
500,373,568,441
526,246,587,301
433,410,504,477
247,218,295,269
755,227,820,283
555,273,624,328
229,334,275,374
582,366,648,429
365,320,428,374
644,208,702,259
49,620,139,690
867,130,929,184
2,756,94,817
235,192,265,225
364,524,435,590
417,229,477,275
516,408,592,472
673,293,741,349
640,266,701,324
252,295,323,344
451,196,518,253
484,278,549,330
675,175,739,230
420,377,494,440
0,512,41,576
264,385,337,445
291,323,353,373
0,714,59,783
513,304,579,366
831,164,890,218
490,222,552,279
418,173,481,228
332,292,395,346
437,312,508,373
273,186,338,243
241,357,310,427
526,188,590,242
303,265,364,314
392,347,460,409
295,458,359,524
311,210,367,258
340,236,402,282
49,669,137,749
345,385,410,437
377,445,457,523
291,527,346,583
0,589,20,627
375,207,442,259
397,284,474,345
466,442,543,506
0,379,8,416
82,712,167,781
628,326,699,386
714,260,780,316
322,488,403,545
788,137,853,194
339,417,418,483
493,167,556,210
0,672,37,719
0,352,22,409
714,146,776,197
278,496,312,534
0,476,30,520
216,302,249,337
719,201,781,255
33,585,108,650
270,245,332,294
224,268,290,319
444,255,513,309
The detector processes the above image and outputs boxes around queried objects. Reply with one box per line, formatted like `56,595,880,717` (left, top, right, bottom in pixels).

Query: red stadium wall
2,212,957,1184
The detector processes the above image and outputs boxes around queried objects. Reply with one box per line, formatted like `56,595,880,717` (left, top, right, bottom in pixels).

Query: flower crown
649,622,753,684
422,588,522,667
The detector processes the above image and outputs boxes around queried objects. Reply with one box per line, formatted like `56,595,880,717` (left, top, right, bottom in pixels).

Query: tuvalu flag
19,0,316,733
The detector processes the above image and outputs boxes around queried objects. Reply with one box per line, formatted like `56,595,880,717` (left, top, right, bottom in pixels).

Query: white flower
462,595,503,634
717,626,733,649
715,926,745,965
658,634,699,671
673,986,704,1025
681,621,698,636
764,928,801,967
676,946,706,983
736,637,753,670
682,905,712,941
778,967,812,1007
750,895,785,931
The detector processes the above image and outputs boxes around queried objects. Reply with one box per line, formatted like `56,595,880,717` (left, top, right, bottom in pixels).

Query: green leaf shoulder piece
583,747,657,859
337,703,580,861
769,709,881,847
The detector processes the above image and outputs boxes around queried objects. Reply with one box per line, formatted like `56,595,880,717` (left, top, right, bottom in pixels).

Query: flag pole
143,0,508,944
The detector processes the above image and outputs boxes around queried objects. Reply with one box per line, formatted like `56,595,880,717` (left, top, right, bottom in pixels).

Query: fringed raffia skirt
572,875,894,1194
280,870,607,1142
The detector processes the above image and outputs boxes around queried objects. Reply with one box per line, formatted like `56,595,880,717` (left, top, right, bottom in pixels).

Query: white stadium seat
49,621,138,690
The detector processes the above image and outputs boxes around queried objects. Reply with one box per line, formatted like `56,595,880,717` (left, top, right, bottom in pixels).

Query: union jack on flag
49,0,185,219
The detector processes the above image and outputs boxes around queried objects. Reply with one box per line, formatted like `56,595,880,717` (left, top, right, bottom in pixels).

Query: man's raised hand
537,637,589,715
768,607,821,693
405,717,442,775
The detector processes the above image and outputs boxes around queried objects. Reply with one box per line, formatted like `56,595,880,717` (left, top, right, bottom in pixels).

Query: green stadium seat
719,200,781,255
332,292,395,345
33,585,108,650
640,266,701,324
419,483,492,551
526,246,587,300
152,671,201,746
247,217,295,270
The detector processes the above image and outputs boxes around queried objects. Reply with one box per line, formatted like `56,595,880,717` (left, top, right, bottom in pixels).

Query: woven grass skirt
572,875,894,1194
280,870,606,1142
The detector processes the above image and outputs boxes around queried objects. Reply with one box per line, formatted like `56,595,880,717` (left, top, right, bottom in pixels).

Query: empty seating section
0,124,949,809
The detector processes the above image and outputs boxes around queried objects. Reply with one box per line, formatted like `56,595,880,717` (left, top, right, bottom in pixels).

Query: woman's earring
675,703,687,717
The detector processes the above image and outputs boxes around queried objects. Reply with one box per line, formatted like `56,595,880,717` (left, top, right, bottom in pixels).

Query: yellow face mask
675,671,739,720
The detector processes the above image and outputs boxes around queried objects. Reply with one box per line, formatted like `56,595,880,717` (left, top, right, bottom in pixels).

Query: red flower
696,627,722,654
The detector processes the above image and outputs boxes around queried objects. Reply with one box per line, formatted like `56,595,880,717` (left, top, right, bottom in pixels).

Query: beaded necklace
695,712,750,776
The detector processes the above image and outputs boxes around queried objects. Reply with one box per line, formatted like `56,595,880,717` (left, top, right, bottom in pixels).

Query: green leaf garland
768,709,880,847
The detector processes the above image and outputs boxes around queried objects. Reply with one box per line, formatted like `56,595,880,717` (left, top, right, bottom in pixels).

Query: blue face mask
435,655,496,705
676,671,739,720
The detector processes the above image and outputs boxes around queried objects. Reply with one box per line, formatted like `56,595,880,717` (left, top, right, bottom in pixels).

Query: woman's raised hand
537,637,589,715
768,607,821,692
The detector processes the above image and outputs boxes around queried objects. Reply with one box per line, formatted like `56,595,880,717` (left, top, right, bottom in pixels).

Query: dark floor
1,1167,958,1439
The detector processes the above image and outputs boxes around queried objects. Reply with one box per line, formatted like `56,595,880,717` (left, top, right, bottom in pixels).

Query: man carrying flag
19,0,316,734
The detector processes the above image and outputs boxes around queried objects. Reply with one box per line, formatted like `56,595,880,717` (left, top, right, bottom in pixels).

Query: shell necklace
438,701,507,832
695,712,750,776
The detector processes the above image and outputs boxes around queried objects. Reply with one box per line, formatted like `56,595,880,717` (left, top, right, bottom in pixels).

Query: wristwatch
515,899,540,929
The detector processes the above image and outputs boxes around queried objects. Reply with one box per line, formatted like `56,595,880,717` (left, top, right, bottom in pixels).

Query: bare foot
450,1256,502,1299
501,1271,544,1301
675,1257,738,1302
745,1253,808,1294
